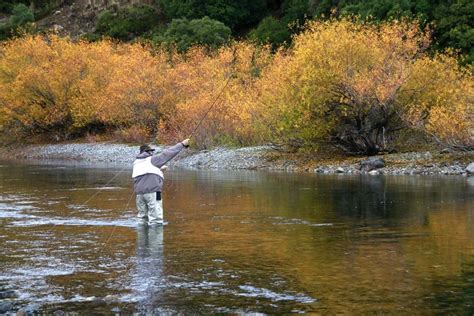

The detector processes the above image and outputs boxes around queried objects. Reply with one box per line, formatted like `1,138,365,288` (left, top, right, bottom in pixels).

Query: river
0,161,473,314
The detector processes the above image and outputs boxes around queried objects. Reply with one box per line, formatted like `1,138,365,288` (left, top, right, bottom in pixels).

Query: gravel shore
1,142,473,176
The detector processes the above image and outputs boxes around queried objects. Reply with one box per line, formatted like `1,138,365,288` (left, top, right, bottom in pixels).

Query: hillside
0,0,473,64
35,0,156,38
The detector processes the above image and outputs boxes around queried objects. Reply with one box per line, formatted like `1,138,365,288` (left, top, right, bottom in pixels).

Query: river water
0,161,473,314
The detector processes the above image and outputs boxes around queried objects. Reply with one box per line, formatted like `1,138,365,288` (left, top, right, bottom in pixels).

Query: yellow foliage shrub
158,43,272,148
400,54,474,149
253,18,434,154
0,35,270,146
0,21,472,152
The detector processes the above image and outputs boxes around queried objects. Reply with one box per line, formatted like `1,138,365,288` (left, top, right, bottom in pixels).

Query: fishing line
98,189,135,251
67,165,129,217
188,74,233,139
71,54,236,248
156,73,234,168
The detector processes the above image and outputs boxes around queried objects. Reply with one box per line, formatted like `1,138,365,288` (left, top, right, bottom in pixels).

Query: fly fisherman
132,139,190,225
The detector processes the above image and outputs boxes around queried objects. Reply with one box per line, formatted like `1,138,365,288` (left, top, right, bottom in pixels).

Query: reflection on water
132,225,165,311
0,161,473,314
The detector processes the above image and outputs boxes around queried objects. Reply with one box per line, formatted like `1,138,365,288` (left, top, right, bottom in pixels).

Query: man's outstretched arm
151,139,190,168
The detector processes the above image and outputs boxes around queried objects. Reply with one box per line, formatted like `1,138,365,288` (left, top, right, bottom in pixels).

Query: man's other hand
182,139,190,147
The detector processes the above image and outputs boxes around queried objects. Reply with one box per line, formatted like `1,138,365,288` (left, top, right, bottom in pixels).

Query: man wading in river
132,140,190,225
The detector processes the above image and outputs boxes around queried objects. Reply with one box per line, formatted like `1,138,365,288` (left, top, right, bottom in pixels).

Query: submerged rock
360,157,385,172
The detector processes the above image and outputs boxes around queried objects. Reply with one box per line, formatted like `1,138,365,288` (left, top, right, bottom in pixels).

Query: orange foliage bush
0,21,472,152
253,18,434,154
160,43,271,148
250,18,473,153
399,54,474,150
0,35,269,147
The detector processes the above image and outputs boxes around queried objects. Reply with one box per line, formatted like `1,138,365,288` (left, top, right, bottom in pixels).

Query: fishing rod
155,73,233,168
188,48,237,140
188,74,233,139
72,69,234,216
78,59,236,248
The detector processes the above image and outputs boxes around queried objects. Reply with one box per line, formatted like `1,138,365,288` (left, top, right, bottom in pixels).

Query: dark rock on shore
0,301,13,313
360,157,385,172
0,290,15,299
0,142,472,176
17,303,41,316
466,162,474,175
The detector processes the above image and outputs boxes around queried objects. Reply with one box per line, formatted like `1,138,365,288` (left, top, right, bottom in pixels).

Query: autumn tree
0,24,471,152
399,54,474,150
157,42,272,148
255,18,432,154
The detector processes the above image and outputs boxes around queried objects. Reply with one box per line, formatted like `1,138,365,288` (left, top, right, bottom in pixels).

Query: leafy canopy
250,16,291,47
158,0,267,30
155,16,231,52
95,5,161,41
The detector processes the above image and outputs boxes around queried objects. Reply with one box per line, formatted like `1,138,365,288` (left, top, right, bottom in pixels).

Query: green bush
95,5,161,41
0,3,34,40
155,16,231,52
9,3,34,26
249,16,291,47
433,0,474,65
281,0,309,24
0,24,8,41
0,0,28,14
1,0,60,18
158,0,266,30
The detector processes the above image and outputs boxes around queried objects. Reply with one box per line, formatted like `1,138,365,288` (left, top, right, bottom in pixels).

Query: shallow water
0,161,473,314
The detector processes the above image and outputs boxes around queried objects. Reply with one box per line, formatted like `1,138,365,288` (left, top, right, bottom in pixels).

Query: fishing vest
132,156,164,179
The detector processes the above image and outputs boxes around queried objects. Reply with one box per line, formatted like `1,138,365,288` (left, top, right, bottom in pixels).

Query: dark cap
139,144,155,154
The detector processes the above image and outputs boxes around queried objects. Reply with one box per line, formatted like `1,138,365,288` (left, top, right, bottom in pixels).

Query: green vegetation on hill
0,0,29,14
94,5,161,41
158,0,267,30
311,0,474,65
0,0,472,64
0,3,34,40
153,16,231,53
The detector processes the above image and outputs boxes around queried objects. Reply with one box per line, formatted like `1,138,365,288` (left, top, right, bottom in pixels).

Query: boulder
0,290,15,299
466,162,474,175
17,304,41,316
52,24,64,33
360,157,385,172
0,302,13,313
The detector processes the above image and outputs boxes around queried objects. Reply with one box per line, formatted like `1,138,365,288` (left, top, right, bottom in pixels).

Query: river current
0,161,473,314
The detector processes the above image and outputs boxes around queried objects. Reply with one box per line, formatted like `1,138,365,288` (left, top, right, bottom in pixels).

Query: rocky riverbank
1,142,473,176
